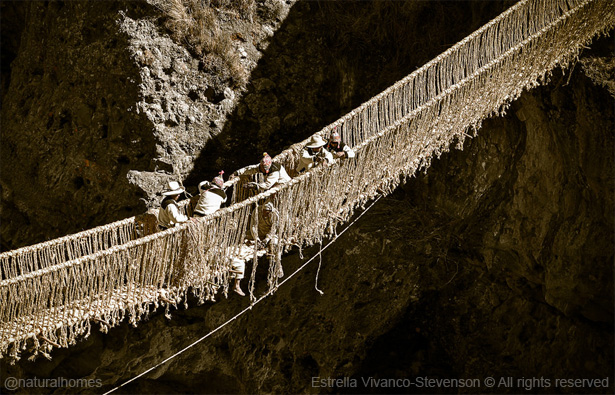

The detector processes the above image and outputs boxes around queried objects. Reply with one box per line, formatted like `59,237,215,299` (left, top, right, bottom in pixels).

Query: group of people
157,171,228,228
156,130,355,296
297,130,355,173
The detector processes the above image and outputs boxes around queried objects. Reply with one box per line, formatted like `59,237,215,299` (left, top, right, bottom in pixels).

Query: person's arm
297,154,313,173
258,170,280,190
343,144,355,158
322,149,334,165
230,166,254,180
278,165,291,184
168,202,189,224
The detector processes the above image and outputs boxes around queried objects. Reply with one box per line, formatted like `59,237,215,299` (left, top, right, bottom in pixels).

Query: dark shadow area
338,295,457,395
0,1,27,108
185,0,516,185
0,1,160,250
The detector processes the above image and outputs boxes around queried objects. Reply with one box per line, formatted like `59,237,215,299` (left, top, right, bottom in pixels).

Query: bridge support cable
102,195,383,395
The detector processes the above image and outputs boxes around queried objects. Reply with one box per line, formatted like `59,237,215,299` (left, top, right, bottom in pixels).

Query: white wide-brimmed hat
162,181,185,196
306,135,326,149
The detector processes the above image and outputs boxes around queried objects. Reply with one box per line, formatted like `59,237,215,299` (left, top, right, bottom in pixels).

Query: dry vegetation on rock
150,0,263,88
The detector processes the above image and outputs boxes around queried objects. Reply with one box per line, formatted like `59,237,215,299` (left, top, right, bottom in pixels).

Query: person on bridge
326,129,355,159
248,202,283,277
232,152,291,192
193,171,227,217
297,134,334,173
158,181,190,230
230,257,246,296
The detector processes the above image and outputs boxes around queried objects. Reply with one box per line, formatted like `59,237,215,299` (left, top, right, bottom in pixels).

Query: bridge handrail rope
0,0,586,275
1,0,613,362
0,0,562,279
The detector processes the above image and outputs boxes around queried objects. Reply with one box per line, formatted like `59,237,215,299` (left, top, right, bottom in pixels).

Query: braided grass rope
1,0,613,362
0,219,137,280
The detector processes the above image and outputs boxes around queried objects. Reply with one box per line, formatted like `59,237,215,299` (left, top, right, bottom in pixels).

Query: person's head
162,181,184,200
306,135,326,152
329,130,342,148
263,202,275,217
260,153,273,173
212,170,224,188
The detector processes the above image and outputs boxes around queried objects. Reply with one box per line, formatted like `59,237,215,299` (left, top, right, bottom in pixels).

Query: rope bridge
1,0,613,362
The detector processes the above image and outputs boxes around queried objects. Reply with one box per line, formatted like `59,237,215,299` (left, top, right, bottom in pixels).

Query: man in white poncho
233,152,291,192
297,134,334,173
158,181,189,230
193,171,227,217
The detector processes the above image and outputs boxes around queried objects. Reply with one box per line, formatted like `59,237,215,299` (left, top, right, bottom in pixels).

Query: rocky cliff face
1,1,613,394
1,1,156,249
0,0,294,250
0,0,508,250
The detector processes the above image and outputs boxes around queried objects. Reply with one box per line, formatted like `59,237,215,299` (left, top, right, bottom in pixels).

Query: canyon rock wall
0,0,507,250
0,0,293,250
1,1,156,249
1,1,612,393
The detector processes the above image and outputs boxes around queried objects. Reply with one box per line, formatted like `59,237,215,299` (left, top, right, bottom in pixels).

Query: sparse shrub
258,0,284,23
210,0,231,8
163,0,194,42
236,0,256,22
152,0,254,88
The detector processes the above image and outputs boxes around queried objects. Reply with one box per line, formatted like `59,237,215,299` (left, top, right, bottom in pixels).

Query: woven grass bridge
1,0,613,362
